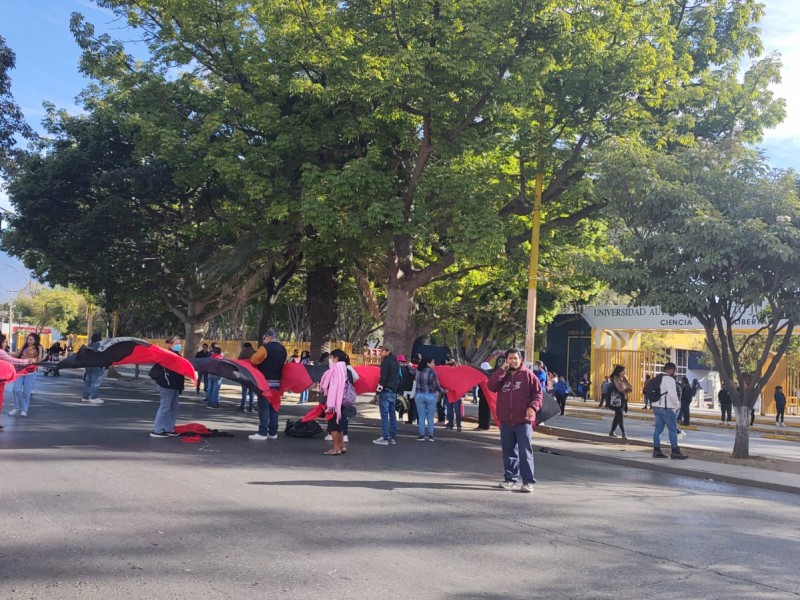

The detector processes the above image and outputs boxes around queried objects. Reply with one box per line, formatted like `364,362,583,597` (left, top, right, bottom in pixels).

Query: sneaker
427,437,435,442
609,432,617,438
388,438,397,445
266,434,279,440
457,426,462,432
498,480,517,490
9,409,19,416
343,435,349,443
166,431,180,437
520,483,535,493
249,433,269,441
373,437,389,446
621,433,628,440
652,449,668,459
720,421,725,425
20,411,27,417
88,398,104,405
325,434,333,441
247,406,254,413
671,450,688,460
150,431,169,438
81,397,90,402
417,436,425,442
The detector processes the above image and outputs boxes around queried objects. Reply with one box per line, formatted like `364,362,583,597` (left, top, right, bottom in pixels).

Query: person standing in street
204,346,223,409
599,376,611,408
10,332,45,417
474,361,493,430
373,343,399,445
487,349,543,493
414,358,444,441
194,343,210,395
237,342,256,412
249,329,287,441
679,376,693,426
651,362,688,459
774,385,786,426
150,335,184,438
81,333,106,404
0,333,37,430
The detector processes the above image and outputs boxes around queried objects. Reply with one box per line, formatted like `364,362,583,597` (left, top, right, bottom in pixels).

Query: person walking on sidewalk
599,376,611,408
487,349,543,493
718,384,733,424
608,365,631,439
679,376,693,426
651,362,688,459
81,333,106,404
774,385,787,426
249,329,287,441
552,374,572,416
373,342,399,445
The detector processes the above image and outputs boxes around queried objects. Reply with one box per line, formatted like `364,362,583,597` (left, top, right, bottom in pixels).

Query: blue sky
2,0,800,301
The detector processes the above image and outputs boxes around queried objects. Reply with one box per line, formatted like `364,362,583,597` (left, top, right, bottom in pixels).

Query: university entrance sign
582,305,772,332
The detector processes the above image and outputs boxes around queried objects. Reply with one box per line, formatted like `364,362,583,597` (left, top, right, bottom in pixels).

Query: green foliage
13,285,83,333
0,36,33,176
600,139,800,456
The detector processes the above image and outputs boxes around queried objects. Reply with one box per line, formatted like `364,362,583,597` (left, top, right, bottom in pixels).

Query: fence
591,348,664,404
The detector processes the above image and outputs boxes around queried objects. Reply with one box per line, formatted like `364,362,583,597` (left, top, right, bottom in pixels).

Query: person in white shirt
652,362,688,460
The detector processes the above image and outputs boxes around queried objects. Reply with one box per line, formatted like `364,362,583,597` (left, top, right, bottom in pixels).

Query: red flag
353,365,380,394
478,381,499,425
300,404,325,423
433,365,488,403
116,344,197,383
0,362,15,384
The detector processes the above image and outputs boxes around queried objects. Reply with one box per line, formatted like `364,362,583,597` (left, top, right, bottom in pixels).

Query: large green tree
0,35,33,176
600,140,800,458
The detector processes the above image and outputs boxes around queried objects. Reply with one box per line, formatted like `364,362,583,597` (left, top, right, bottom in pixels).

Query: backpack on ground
284,419,324,438
644,374,666,408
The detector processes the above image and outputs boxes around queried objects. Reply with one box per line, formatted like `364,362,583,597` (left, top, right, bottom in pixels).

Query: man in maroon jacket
487,349,543,493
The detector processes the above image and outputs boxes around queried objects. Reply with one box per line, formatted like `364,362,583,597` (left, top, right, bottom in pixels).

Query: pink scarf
320,360,347,422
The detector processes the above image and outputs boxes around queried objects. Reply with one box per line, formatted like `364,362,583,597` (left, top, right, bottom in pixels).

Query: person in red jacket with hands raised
487,349,543,493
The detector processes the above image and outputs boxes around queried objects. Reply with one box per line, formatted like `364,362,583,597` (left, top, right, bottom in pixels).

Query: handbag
609,390,623,408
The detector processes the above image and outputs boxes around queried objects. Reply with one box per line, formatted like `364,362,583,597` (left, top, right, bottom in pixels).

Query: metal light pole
524,172,543,366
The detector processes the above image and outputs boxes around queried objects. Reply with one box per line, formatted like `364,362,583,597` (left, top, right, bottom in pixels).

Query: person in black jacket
373,342,399,445
249,329,287,441
679,376,693,425
718,383,733,424
150,335,185,438
194,343,210,394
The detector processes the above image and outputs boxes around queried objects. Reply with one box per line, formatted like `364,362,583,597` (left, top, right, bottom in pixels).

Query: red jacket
487,365,543,426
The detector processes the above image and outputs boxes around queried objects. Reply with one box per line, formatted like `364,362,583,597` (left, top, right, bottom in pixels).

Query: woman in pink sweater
319,350,349,455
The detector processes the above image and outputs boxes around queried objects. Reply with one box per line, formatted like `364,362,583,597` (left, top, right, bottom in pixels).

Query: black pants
679,402,691,425
196,372,208,392
406,397,418,424
720,404,732,422
776,405,785,423
477,393,491,429
437,394,446,421
555,394,567,416
750,408,755,426
610,407,625,434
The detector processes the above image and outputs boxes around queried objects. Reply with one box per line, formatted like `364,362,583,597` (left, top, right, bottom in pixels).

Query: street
1,373,799,599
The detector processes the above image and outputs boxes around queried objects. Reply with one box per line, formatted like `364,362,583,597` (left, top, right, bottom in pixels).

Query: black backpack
284,419,324,438
644,374,666,407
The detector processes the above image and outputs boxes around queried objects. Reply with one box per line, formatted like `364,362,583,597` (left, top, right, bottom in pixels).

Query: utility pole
524,172,544,367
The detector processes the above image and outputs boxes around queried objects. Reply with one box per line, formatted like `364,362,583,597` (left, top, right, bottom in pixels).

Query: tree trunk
732,404,750,459
183,300,208,358
306,262,339,360
384,281,417,357
258,301,275,340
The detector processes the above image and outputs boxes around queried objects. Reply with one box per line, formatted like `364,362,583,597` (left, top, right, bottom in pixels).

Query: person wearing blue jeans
416,392,438,439
240,385,255,411
651,362,688,459
256,388,280,437
487,349,543,493
446,398,462,431
12,371,38,415
248,330,286,441
373,343,400,445
500,422,535,484
152,386,181,436
81,366,105,404
205,375,222,408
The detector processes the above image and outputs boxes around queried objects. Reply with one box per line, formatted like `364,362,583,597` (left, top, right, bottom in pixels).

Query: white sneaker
20,411,27,417
9,409,19,416
267,434,279,440
343,435,349,443
325,434,333,441
249,433,269,441
373,437,389,446
88,398,104,405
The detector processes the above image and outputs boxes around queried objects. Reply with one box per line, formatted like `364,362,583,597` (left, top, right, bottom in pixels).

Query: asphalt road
1,373,798,599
